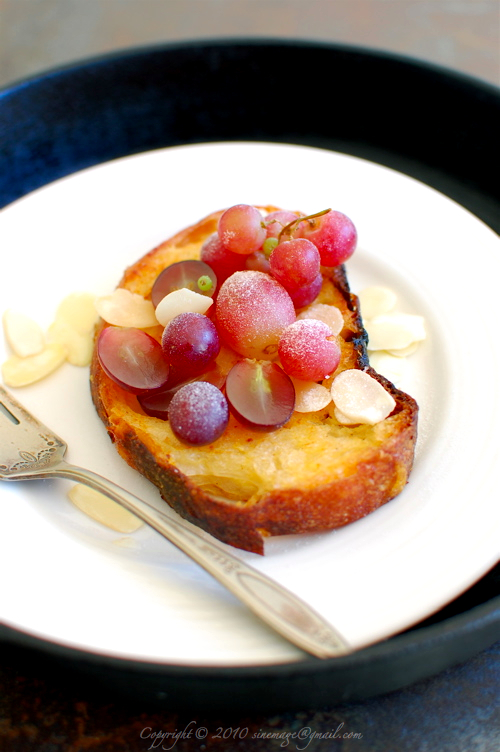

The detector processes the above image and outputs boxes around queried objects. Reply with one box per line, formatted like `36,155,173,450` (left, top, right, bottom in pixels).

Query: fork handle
47,459,350,659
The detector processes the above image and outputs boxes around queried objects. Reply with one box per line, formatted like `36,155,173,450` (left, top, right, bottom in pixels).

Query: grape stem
278,208,332,243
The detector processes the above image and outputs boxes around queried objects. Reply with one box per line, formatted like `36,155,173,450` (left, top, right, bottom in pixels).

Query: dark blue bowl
0,39,498,711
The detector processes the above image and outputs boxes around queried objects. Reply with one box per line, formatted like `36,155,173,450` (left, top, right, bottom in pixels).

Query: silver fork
0,385,351,659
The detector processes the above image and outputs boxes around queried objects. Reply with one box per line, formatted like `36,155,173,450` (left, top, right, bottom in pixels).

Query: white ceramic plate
0,142,499,667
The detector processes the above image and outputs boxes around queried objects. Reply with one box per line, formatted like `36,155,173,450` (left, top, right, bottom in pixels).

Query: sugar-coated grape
245,251,270,274
269,238,321,291
303,210,357,266
216,270,296,359
200,233,246,283
138,385,177,418
161,312,220,383
278,319,341,381
225,360,295,429
138,364,226,419
151,260,217,307
97,326,170,394
168,381,229,445
218,205,267,255
264,210,303,239
288,273,323,308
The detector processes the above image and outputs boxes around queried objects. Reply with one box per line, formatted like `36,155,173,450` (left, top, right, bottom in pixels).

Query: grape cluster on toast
90,207,418,554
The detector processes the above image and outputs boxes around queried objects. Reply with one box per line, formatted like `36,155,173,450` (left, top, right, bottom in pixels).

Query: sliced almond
334,407,362,425
47,320,94,367
55,292,99,333
67,484,143,533
365,313,426,351
358,286,397,319
331,368,396,425
291,378,332,413
386,342,420,358
155,288,213,327
2,342,67,387
368,351,407,385
296,303,344,336
95,289,158,328
2,309,45,358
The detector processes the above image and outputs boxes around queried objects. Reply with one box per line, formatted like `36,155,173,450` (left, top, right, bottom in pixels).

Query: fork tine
0,385,43,427
0,397,21,425
0,386,67,479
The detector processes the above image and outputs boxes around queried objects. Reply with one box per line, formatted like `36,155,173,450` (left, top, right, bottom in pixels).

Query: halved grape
218,204,267,255
151,260,217,307
161,312,220,383
278,319,341,382
225,360,295,429
168,381,229,446
303,210,357,266
216,270,296,359
97,326,170,394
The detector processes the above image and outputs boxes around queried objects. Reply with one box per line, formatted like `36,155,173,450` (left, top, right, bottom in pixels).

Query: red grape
168,381,229,445
245,250,271,274
303,210,357,266
288,273,323,308
278,319,341,381
97,327,170,394
216,270,296,359
269,238,321,291
200,232,246,283
138,385,178,418
264,210,303,239
161,312,220,383
218,204,267,255
225,360,295,429
151,260,217,307
138,364,226,419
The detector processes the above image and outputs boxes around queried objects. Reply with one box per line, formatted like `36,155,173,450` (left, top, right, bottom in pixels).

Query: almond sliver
67,484,143,533
368,351,407,385
291,378,332,413
386,341,420,358
47,320,94,367
334,407,362,425
55,292,99,333
296,303,344,336
331,369,396,425
358,286,397,319
155,288,213,326
365,313,426,351
95,289,158,328
2,309,45,358
2,342,67,387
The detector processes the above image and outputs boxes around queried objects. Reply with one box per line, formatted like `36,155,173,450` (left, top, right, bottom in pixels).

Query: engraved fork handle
36,459,351,659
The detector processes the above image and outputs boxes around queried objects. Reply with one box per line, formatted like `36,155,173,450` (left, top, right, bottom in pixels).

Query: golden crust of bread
90,208,418,554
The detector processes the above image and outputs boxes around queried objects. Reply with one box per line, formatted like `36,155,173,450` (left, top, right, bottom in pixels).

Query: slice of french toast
90,207,418,554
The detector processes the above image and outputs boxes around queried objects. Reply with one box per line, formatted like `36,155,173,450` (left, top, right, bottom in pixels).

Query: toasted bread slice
90,208,418,554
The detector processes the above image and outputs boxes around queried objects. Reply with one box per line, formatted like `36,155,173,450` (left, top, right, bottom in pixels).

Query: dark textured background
1,0,499,88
